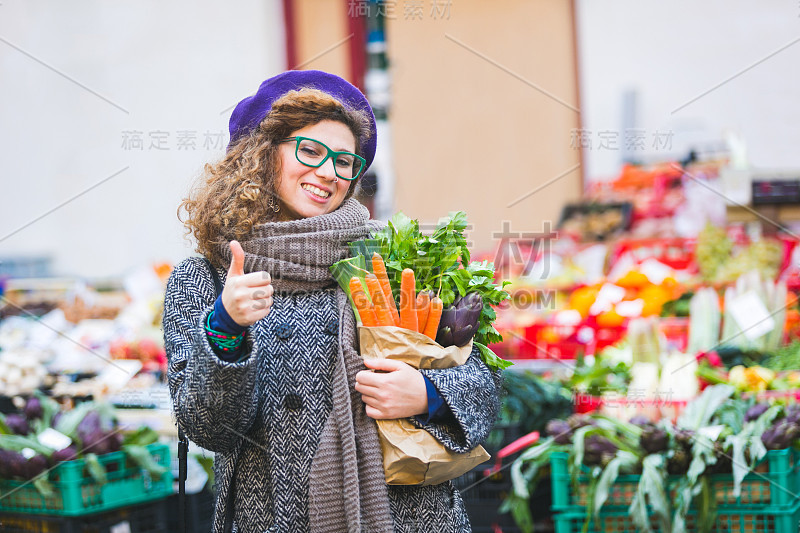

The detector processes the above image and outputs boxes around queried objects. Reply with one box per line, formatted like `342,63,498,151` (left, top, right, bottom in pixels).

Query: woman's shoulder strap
202,257,224,297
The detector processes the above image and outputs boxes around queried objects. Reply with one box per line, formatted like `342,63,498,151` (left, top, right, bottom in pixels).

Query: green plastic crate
0,443,172,517
553,503,800,533
551,448,800,512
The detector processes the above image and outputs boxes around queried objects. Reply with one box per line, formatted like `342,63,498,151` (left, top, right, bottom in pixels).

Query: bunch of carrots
349,253,443,341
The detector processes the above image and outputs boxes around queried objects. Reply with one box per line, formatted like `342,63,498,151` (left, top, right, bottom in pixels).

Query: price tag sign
38,428,72,451
728,291,774,340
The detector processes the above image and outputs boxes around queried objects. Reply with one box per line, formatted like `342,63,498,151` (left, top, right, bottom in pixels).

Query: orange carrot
372,253,400,326
399,269,418,332
416,291,431,333
349,277,378,327
365,274,395,326
423,296,443,340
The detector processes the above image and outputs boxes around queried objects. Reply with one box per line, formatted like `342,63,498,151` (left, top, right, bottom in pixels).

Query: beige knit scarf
217,199,394,533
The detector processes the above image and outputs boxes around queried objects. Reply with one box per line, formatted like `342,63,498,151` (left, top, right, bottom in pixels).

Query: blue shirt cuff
211,295,247,335
415,376,451,424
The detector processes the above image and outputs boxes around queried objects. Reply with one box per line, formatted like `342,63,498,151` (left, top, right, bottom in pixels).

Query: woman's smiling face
275,120,356,221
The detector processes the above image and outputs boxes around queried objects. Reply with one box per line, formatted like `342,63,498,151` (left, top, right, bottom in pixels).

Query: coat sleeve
162,257,261,453
415,345,502,453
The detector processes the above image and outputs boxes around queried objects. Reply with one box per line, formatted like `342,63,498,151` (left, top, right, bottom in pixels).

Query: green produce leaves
32,476,55,498
124,444,167,481
331,211,512,371
0,413,11,436
476,342,513,371
84,453,107,485
628,454,671,533
122,426,160,447
593,451,638,518
677,384,735,431
0,434,53,456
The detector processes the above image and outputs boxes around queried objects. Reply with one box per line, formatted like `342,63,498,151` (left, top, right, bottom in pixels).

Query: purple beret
228,70,378,173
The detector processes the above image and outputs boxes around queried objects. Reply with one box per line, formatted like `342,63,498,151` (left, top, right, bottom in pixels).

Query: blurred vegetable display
496,370,573,439
696,224,784,284
503,385,800,533
0,394,166,497
568,356,631,397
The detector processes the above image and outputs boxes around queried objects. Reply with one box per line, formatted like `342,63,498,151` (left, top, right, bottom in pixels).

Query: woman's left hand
355,359,428,419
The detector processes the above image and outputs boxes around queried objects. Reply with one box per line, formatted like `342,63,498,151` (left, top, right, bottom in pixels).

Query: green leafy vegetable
628,454,670,533
122,426,160,447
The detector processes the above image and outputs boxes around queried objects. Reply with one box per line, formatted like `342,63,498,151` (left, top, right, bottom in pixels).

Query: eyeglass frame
279,136,367,181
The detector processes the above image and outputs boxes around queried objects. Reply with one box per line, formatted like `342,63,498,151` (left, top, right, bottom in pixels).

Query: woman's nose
315,157,338,181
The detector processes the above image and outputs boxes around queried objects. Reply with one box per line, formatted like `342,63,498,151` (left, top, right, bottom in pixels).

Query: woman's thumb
228,240,245,277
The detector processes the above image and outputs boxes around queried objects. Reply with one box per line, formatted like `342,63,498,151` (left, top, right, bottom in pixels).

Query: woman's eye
300,146,320,157
337,157,354,168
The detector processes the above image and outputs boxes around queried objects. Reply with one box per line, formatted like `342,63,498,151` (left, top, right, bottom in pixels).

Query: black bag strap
177,426,188,533
205,257,224,296
178,257,227,533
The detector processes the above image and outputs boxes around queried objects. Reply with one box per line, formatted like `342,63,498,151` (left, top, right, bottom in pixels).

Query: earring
267,195,281,213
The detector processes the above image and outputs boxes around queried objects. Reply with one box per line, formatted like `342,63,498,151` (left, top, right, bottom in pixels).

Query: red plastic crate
610,238,696,271
521,323,593,360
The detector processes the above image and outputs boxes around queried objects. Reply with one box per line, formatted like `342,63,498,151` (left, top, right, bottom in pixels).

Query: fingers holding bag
355,358,428,419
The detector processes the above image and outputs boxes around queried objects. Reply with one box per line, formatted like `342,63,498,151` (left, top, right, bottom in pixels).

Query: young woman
163,70,501,532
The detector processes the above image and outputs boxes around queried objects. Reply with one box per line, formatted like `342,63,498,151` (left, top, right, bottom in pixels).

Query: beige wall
293,0,350,76
386,1,582,252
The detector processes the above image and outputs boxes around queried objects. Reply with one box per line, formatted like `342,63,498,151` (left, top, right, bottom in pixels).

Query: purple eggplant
24,455,48,480
436,293,483,347
583,434,618,466
745,403,770,423
667,448,690,475
629,415,652,427
761,419,800,450
546,419,573,444
3,451,28,479
77,411,102,440
52,445,80,464
24,397,43,420
0,449,13,478
81,429,112,455
567,414,596,430
640,426,669,454
5,414,30,436
785,405,800,425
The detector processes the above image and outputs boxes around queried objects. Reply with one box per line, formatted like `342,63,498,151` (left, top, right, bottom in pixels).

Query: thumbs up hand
221,240,273,327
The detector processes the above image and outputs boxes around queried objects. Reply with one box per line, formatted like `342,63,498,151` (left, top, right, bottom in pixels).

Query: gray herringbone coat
164,257,501,532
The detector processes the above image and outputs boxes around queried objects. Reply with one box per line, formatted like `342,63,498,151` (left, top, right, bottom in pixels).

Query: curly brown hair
179,88,372,267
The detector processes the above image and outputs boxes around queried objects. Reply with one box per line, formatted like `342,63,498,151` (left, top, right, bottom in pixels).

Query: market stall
469,161,800,532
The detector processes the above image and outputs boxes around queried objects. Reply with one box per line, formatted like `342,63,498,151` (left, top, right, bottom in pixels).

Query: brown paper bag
358,326,491,486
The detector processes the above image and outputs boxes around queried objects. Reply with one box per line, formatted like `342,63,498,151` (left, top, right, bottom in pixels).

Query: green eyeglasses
280,136,366,181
